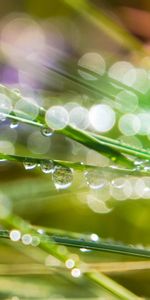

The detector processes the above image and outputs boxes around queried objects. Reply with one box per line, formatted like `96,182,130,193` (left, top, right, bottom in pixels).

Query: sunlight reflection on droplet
65,259,75,269
90,233,99,242
10,230,21,242
118,114,140,136
71,268,81,278
45,105,69,130
89,104,115,132
78,52,105,80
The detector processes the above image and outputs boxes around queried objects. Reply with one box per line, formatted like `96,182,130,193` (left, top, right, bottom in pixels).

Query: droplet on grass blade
41,126,53,137
10,120,19,129
23,161,37,170
41,160,54,173
52,166,73,189
71,268,81,278
10,230,21,242
22,233,32,245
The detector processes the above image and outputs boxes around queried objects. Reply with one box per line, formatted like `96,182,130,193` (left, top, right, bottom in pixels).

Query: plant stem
86,272,142,300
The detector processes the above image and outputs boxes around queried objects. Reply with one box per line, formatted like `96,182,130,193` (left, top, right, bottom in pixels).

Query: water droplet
65,259,75,269
41,127,53,137
10,120,19,129
22,234,32,245
90,233,99,242
31,235,40,247
84,170,107,190
23,161,37,170
80,248,91,253
71,268,81,278
9,230,21,242
52,166,73,189
41,160,54,173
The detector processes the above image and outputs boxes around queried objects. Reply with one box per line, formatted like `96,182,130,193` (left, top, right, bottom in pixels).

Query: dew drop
80,248,91,253
10,120,19,129
52,166,73,189
71,268,81,278
41,127,53,137
10,230,21,242
22,233,32,245
23,161,37,170
41,160,54,173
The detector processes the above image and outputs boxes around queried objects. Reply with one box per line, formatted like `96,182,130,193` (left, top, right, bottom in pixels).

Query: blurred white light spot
135,177,150,199
137,113,150,135
87,194,112,214
65,259,75,269
71,268,81,278
1,14,46,66
78,52,105,80
22,234,32,245
45,106,69,130
89,104,115,132
27,130,50,154
90,233,99,242
10,230,21,242
115,90,138,113
69,106,89,129
118,114,140,136
110,177,132,200
15,98,39,120
108,61,136,86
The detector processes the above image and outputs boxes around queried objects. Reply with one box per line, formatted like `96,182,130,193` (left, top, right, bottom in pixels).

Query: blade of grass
0,214,145,299
86,272,142,300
